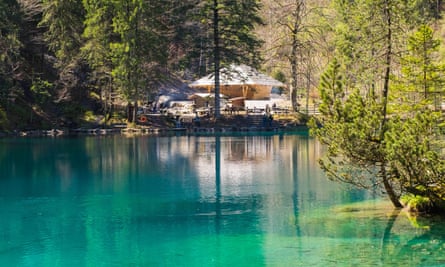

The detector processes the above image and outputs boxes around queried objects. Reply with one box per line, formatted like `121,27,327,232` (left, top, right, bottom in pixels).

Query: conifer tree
312,0,445,212
392,24,445,111
82,0,115,118
0,0,22,102
82,0,169,122
40,0,86,101
40,0,84,67
198,0,263,118
109,0,144,122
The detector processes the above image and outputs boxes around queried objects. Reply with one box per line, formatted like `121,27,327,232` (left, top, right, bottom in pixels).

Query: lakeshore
1,113,309,137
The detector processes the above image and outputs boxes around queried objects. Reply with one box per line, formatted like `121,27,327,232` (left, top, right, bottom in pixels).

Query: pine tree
40,0,84,67
198,0,263,118
82,0,169,122
312,0,445,212
109,0,144,122
313,0,404,208
0,0,22,100
394,24,445,110
0,0,23,129
40,0,86,101
310,59,390,201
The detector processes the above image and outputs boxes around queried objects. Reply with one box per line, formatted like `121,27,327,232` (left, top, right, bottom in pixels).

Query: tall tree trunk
380,0,402,208
290,35,298,111
381,165,403,208
380,0,390,127
289,1,302,112
213,0,220,119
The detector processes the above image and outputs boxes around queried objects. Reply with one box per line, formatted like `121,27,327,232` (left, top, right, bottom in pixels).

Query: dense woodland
0,0,265,128
0,0,443,129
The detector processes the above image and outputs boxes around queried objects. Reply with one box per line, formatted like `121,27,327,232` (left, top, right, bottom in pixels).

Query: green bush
83,110,96,122
401,194,432,213
31,78,52,104
272,70,286,83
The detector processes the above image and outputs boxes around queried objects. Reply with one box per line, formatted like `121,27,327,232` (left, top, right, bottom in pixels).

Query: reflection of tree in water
226,135,273,162
341,207,445,266
228,136,246,161
215,135,221,234
380,210,401,264
214,135,264,235
291,134,302,237
0,138,93,196
291,198,445,265
384,214,445,266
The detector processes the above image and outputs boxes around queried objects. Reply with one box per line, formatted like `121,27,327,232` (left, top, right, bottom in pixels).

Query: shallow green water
0,134,444,266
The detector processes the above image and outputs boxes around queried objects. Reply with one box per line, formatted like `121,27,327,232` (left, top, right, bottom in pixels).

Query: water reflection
0,135,444,266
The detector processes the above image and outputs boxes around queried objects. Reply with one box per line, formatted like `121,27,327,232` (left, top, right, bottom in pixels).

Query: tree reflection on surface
0,135,444,266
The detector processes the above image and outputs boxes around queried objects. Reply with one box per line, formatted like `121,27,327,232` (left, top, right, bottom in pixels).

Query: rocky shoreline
0,113,309,137
0,124,308,137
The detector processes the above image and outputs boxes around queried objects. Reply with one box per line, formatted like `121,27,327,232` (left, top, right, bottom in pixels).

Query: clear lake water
0,133,444,266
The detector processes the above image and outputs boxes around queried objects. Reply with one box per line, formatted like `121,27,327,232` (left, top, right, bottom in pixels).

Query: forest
0,0,444,130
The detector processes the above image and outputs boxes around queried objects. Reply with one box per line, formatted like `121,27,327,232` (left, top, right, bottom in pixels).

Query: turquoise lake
0,133,444,266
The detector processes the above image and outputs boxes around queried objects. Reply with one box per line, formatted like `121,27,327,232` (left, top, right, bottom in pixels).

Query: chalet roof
156,78,197,99
189,93,227,99
189,64,286,88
